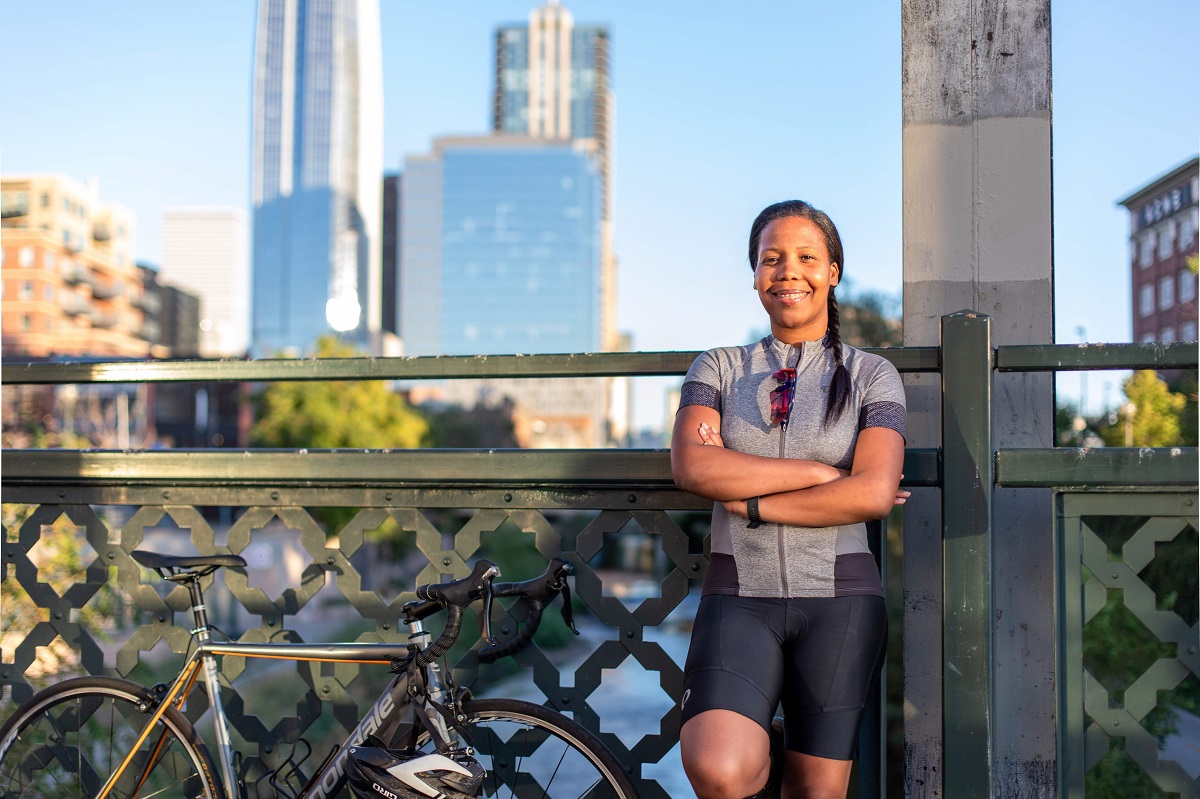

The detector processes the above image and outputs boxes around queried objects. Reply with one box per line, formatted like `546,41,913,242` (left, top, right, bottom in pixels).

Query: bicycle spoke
541,741,570,798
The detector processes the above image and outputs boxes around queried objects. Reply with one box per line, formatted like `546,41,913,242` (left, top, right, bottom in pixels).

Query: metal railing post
941,311,994,798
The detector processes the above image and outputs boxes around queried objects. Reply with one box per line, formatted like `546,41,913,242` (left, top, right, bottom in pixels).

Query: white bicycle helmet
346,742,484,799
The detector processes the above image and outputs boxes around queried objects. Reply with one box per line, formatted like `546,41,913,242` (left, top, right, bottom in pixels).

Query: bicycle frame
95,593,450,799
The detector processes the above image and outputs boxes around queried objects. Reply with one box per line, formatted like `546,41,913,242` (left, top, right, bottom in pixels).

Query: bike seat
132,551,247,571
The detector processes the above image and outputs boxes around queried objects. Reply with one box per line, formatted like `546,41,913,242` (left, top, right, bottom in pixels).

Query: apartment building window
1140,331,1157,343
1139,283,1155,317
1160,326,1176,343
1,191,29,217
1181,270,1197,304
1159,275,1175,310
21,315,31,331
18,246,34,267
1139,229,1157,267
1182,321,1197,341
1182,209,1199,248
41,193,50,208
20,281,33,300
44,286,54,302
43,252,55,270
1158,220,1176,260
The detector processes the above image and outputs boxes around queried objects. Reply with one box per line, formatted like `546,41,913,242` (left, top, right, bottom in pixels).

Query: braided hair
748,200,852,427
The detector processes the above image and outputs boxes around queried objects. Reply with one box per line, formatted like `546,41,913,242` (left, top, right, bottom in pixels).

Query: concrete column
901,1,1055,797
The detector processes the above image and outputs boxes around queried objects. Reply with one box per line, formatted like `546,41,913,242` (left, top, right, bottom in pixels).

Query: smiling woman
670,201,909,799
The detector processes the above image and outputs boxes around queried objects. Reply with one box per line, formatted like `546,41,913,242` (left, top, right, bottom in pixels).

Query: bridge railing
2,313,1196,798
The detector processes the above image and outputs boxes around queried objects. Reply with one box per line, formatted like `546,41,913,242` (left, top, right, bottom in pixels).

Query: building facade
251,0,384,356
398,135,609,446
399,136,602,357
161,208,250,357
1,174,158,359
1120,157,1199,344
493,2,616,350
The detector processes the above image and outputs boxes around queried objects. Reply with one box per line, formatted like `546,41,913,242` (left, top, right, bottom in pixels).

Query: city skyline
1,1,1197,425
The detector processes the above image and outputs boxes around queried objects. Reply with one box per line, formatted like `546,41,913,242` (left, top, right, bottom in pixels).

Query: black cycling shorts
680,593,887,761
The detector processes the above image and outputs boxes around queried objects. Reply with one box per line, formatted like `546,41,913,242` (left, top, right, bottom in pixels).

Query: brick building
1119,157,1199,344
1,174,162,358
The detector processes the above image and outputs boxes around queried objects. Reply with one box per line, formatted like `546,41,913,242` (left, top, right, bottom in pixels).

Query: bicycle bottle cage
243,737,312,799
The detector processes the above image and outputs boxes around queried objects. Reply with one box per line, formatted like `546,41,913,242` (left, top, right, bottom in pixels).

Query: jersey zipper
775,343,802,596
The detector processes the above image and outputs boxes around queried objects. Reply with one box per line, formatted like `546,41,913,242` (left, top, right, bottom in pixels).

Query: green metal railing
2,311,1196,797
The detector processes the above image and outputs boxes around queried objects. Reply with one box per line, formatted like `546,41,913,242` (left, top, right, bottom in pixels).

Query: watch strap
746,496,762,529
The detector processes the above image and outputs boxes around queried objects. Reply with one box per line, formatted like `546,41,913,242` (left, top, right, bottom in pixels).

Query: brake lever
558,578,580,635
482,578,499,646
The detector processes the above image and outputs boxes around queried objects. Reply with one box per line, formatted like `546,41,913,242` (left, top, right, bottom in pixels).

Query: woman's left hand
699,425,747,517
698,422,724,448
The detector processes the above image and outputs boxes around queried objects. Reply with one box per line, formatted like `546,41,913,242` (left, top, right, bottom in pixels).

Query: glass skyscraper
251,0,383,356
493,2,615,350
400,136,602,357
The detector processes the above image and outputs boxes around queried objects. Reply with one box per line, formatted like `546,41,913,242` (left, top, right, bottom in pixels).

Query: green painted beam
0,448,942,489
1,448,678,486
941,311,994,799
996,341,1197,372
997,447,1199,487
0,347,940,385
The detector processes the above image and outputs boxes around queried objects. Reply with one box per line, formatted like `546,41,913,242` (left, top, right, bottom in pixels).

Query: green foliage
838,288,904,348
250,336,432,534
1168,372,1198,446
250,336,430,450
1100,371,1190,447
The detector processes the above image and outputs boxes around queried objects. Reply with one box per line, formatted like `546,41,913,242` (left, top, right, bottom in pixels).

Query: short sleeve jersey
679,335,906,599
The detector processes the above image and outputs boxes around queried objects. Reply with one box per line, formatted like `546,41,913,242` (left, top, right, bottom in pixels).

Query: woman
671,201,908,799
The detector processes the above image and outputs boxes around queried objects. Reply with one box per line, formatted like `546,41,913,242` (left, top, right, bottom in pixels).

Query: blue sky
2,1,1196,428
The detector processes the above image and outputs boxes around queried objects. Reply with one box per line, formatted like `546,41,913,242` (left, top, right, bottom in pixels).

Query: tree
251,336,432,536
251,336,430,449
1100,370,1188,448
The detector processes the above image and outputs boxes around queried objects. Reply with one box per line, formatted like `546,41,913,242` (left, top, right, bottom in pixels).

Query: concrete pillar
901,1,1055,797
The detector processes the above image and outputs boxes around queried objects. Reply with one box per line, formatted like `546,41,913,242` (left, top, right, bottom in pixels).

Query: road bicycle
0,551,640,799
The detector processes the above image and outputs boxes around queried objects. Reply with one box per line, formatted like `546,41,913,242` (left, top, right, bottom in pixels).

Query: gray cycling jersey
679,335,906,598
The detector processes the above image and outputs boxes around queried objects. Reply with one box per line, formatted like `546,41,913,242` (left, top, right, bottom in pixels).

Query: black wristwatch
746,496,762,529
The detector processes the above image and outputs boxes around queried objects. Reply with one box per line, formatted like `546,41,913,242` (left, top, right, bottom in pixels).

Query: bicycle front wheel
422,697,639,799
0,675,224,799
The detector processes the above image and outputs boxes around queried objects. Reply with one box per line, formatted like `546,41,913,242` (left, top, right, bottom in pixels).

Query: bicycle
0,551,640,799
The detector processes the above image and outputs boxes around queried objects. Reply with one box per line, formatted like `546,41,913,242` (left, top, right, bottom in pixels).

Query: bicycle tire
0,675,225,799
416,697,639,799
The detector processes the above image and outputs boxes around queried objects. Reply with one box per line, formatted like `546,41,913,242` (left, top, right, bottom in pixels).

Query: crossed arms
670,404,908,528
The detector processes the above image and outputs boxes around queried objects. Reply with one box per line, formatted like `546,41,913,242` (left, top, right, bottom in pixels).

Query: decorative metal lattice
1059,493,1200,798
1,492,708,799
